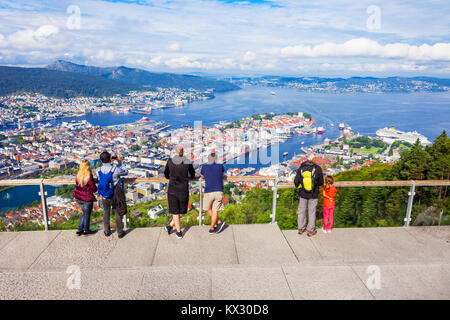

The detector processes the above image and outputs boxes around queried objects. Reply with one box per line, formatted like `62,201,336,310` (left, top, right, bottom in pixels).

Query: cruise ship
376,127,431,146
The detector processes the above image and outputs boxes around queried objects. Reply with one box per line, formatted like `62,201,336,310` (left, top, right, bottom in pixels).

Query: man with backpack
294,152,324,237
96,151,128,239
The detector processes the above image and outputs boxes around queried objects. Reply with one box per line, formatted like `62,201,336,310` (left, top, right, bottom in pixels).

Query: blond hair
324,175,334,191
76,160,92,187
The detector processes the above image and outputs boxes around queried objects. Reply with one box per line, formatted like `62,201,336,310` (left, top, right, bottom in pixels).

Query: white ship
376,127,431,146
338,123,345,130
317,126,325,134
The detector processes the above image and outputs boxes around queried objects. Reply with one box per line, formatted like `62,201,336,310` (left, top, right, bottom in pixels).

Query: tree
131,144,141,152
393,139,432,180
425,131,450,200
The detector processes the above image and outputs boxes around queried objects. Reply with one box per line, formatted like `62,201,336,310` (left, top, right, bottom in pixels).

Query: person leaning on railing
200,152,226,234
164,145,196,240
294,152,324,237
96,151,128,239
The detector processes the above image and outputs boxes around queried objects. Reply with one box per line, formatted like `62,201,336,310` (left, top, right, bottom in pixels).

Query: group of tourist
71,147,337,239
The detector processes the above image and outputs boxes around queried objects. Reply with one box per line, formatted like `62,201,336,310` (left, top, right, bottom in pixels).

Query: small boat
283,152,288,156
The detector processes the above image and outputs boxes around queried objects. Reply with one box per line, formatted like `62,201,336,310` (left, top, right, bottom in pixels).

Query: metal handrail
1,177,449,186
1,177,449,230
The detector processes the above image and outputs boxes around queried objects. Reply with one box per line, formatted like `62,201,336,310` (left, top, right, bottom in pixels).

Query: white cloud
243,51,256,62
270,38,450,61
310,62,429,72
95,49,116,63
7,25,66,51
0,33,7,48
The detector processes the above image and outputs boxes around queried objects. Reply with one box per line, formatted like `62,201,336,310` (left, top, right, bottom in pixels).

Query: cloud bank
0,0,449,76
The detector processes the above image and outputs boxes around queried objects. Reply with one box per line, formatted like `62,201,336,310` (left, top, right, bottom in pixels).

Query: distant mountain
0,66,144,98
233,76,450,93
47,60,240,92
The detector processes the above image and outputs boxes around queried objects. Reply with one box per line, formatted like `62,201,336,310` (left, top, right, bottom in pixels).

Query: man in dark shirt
164,145,196,239
294,153,324,236
201,152,226,234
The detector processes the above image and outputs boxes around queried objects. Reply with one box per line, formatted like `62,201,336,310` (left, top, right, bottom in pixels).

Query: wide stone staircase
0,224,449,299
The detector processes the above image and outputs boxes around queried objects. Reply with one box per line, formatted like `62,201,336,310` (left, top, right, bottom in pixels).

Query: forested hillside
0,66,144,98
220,130,449,229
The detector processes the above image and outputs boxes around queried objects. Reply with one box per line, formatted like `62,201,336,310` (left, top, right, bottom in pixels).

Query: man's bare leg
173,214,182,232
207,209,221,230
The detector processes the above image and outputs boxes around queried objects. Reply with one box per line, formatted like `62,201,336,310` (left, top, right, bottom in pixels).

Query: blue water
29,87,449,140
2,87,449,212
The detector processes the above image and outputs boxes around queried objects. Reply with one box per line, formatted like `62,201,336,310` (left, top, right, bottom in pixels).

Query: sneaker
327,229,332,233
209,228,216,235
215,221,226,234
118,231,126,239
165,225,173,235
307,229,317,237
104,230,112,237
83,230,95,235
321,227,326,234
176,231,183,239
76,230,83,236
298,228,306,235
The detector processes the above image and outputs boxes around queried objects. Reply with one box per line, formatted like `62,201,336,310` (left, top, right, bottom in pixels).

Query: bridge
0,224,449,299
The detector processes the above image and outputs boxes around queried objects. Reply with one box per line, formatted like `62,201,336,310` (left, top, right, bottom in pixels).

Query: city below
0,90,434,229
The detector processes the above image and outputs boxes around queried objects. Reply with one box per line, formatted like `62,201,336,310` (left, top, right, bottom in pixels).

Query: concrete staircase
0,224,449,299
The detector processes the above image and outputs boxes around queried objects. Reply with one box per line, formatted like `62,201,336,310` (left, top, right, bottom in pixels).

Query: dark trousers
102,198,123,234
76,200,93,232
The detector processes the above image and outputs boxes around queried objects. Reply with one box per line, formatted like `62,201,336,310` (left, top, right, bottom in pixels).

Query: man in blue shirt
201,152,226,234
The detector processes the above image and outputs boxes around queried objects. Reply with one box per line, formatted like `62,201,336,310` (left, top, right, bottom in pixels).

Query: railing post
123,182,128,230
199,177,203,226
39,180,49,231
271,175,278,224
404,180,416,227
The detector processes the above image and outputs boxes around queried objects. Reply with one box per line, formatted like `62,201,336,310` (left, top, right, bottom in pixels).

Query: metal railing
0,177,449,230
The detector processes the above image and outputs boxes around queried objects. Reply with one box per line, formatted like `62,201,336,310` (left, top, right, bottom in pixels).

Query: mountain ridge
47,60,240,92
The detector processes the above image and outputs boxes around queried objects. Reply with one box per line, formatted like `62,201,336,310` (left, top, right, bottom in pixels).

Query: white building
148,204,164,219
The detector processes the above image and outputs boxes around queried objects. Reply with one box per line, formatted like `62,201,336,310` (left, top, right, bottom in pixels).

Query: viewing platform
0,224,449,300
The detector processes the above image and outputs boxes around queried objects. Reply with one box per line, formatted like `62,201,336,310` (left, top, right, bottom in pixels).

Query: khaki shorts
203,191,223,212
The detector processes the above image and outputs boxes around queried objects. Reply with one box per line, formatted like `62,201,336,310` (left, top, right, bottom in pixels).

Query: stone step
1,262,449,300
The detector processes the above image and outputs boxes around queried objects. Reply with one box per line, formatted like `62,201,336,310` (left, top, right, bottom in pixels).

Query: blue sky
0,0,449,76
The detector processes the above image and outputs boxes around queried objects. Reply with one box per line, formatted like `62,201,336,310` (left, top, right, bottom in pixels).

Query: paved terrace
0,224,449,300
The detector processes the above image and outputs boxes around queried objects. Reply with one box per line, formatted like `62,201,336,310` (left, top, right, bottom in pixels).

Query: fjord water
46,86,450,140
1,87,449,212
